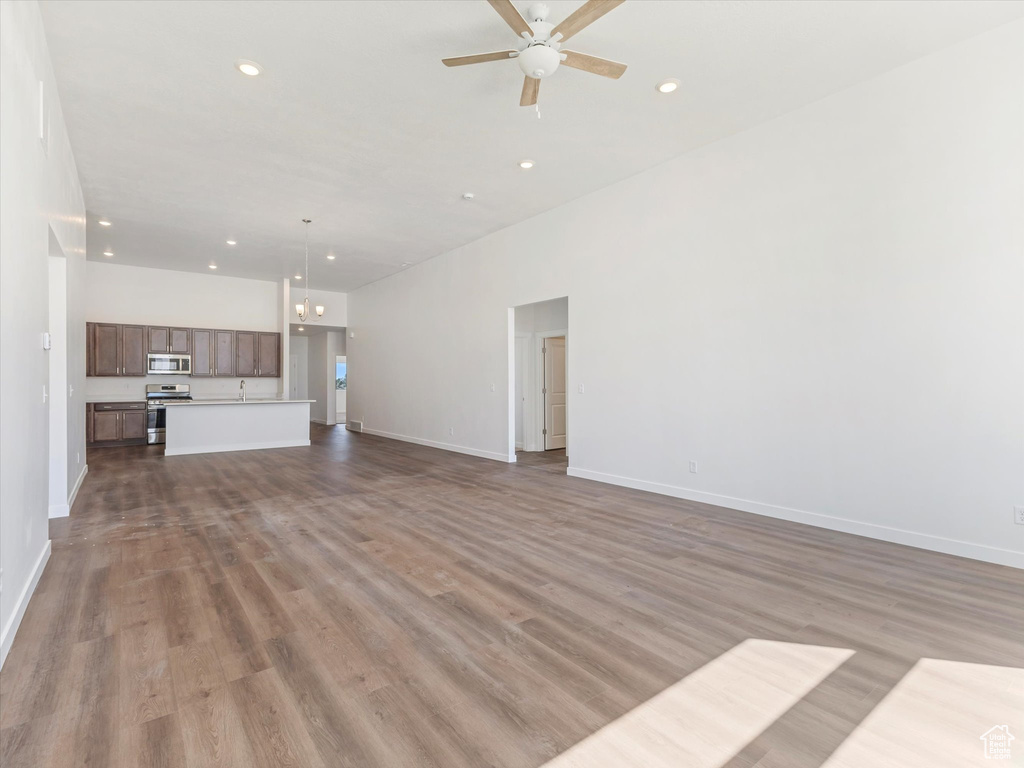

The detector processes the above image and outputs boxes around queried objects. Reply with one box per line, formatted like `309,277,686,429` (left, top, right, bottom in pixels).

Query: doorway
510,297,568,467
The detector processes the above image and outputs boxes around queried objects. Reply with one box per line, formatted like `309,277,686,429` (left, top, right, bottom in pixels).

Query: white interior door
543,336,566,450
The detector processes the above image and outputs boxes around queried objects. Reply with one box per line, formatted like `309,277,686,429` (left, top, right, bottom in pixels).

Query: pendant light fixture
295,218,325,322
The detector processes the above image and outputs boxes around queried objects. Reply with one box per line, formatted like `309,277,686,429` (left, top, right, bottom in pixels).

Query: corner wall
348,21,1024,567
1,0,87,666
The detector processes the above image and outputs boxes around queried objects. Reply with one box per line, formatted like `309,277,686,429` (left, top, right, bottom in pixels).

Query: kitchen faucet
239,379,246,402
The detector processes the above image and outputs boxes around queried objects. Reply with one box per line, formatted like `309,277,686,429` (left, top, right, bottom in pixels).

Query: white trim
1,540,51,670
48,463,87,519
362,427,513,463
164,439,311,456
311,418,329,425
566,467,1024,570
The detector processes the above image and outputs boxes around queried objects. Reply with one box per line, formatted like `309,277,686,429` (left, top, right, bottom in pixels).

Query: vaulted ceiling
40,0,1023,291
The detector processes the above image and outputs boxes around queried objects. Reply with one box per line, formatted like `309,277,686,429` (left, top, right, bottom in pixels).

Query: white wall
86,261,280,329
349,21,1024,568
47,251,67,516
1,0,87,666
289,334,309,400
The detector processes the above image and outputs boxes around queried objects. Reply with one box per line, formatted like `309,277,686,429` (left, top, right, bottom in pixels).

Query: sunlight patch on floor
542,638,854,768
822,658,1024,767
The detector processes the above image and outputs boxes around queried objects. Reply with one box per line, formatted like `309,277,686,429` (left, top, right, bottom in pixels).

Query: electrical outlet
689,460,698,474
578,384,585,394
1015,506,1024,525
490,383,495,392
448,427,454,436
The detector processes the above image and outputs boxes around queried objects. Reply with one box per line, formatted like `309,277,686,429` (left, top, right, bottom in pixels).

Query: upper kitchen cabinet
148,326,191,355
191,329,213,377
214,330,235,377
88,323,146,377
91,323,120,376
122,325,147,375
235,331,257,377
257,332,280,377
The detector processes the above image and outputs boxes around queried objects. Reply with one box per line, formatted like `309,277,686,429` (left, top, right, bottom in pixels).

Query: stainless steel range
146,383,192,444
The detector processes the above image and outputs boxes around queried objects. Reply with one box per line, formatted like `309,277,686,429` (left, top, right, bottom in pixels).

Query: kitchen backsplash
85,375,281,401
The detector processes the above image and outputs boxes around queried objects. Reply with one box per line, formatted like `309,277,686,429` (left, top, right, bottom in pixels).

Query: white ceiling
40,0,1023,292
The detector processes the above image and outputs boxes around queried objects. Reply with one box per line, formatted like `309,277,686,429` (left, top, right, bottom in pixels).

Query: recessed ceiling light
326,254,336,260
294,274,302,280
209,264,218,270
236,60,262,77
656,79,680,94
98,219,112,227
226,240,237,245
102,250,113,257
462,192,475,200
298,327,304,331
400,262,411,268
519,160,534,169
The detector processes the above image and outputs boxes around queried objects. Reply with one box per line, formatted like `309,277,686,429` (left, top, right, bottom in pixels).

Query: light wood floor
1,425,1021,767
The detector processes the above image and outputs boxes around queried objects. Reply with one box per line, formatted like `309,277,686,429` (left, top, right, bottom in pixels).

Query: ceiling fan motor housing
517,19,561,79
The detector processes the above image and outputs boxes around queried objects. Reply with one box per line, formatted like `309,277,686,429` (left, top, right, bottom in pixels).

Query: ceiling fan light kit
443,0,627,107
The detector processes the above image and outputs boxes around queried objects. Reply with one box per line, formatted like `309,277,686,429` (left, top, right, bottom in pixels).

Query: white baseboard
69,463,87,512
1,540,51,670
515,442,524,451
49,463,89,518
362,427,513,463
567,467,1023,570
164,440,311,456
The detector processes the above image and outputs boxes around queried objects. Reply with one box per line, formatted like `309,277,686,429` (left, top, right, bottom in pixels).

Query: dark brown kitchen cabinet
91,323,121,376
121,325,147,375
92,410,120,442
235,331,257,377
88,323,145,376
86,324,95,376
148,326,169,354
87,401,147,446
214,330,234,377
122,410,147,440
191,329,213,376
147,326,190,355
257,332,280,377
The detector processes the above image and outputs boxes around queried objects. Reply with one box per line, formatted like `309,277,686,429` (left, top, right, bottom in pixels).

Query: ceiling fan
443,0,627,107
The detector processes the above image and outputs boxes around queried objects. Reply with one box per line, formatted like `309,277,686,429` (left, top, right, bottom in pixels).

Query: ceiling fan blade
520,76,539,106
561,51,627,79
551,0,625,42
442,51,516,67
487,0,533,37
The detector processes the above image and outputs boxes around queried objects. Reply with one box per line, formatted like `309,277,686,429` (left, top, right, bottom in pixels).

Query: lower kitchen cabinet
87,402,148,446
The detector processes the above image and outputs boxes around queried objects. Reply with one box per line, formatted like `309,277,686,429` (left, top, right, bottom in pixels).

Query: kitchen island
163,399,313,456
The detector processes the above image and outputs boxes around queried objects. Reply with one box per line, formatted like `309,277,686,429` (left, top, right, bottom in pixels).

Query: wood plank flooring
1,424,1021,767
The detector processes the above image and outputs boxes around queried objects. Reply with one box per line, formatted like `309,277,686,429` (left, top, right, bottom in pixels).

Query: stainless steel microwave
147,353,191,375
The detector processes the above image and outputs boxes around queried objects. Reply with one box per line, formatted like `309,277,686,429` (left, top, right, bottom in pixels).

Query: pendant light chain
295,218,324,323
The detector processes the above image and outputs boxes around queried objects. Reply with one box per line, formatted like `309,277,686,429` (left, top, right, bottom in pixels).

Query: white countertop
87,397,146,403
164,399,314,406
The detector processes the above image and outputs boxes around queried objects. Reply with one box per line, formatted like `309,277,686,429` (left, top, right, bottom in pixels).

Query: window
336,360,347,390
